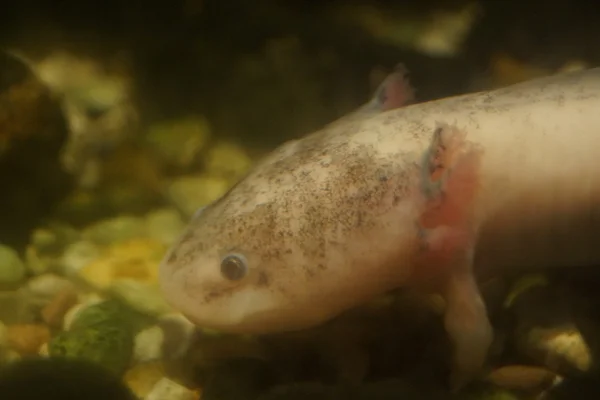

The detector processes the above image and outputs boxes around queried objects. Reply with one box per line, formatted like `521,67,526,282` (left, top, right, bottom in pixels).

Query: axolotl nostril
159,66,600,390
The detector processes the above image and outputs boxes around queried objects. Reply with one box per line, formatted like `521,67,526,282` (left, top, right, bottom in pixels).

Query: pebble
48,323,134,376
41,286,80,327
63,295,104,331
0,244,26,287
30,224,80,255
518,325,592,375
77,239,165,290
27,273,75,302
204,140,253,180
145,116,211,169
82,215,147,246
167,174,231,217
124,361,166,398
6,324,51,355
109,279,172,317
0,289,35,324
133,326,165,363
24,245,58,276
61,240,102,277
145,208,186,246
25,225,81,275
485,365,561,394
144,377,199,400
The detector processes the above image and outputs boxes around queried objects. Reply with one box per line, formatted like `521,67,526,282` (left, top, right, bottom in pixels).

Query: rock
82,215,147,246
6,324,51,355
519,327,592,374
0,289,35,324
26,273,75,302
67,299,148,332
30,50,139,190
48,315,135,376
508,276,593,375
0,51,73,251
144,377,200,400
485,365,561,395
0,244,26,287
62,295,104,331
41,286,79,328
49,324,134,376
24,245,60,276
30,224,80,255
133,326,165,363
24,224,81,275
145,208,186,246
77,239,165,290
123,361,166,398
204,140,253,180
145,116,211,170
109,279,172,317
61,240,102,277
167,174,231,217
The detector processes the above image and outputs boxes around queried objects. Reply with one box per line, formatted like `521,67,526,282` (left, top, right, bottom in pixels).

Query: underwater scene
2,0,600,399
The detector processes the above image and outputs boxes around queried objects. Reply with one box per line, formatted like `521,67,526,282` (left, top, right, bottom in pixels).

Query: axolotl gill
159,66,600,389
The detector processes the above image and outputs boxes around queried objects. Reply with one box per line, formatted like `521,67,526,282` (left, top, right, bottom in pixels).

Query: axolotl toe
159,67,600,390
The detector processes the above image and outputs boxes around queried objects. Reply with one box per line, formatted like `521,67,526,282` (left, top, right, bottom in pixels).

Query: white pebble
61,240,101,277
144,377,197,400
27,273,74,300
133,325,165,363
0,245,26,285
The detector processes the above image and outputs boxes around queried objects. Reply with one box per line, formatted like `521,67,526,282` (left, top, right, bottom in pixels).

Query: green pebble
48,323,134,377
0,245,26,286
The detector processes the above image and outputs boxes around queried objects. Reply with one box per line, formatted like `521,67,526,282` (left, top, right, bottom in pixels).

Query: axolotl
159,66,600,389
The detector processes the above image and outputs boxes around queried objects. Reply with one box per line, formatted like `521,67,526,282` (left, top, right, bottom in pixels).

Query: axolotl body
159,67,600,388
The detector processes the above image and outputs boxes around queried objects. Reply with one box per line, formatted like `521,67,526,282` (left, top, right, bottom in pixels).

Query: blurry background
2,0,600,249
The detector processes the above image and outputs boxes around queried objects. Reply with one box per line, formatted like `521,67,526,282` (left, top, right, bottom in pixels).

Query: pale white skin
159,68,600,388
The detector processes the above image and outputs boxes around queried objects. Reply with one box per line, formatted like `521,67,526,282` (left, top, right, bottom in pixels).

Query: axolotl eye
220,253,248,281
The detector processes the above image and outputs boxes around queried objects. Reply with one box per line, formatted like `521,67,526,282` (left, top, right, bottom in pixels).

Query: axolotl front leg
411,123,493,390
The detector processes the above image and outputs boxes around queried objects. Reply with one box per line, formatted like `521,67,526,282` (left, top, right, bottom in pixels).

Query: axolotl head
158,65,424,334
158,128,427,335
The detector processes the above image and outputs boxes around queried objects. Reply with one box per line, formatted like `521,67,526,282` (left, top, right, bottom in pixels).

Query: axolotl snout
159,67,600,389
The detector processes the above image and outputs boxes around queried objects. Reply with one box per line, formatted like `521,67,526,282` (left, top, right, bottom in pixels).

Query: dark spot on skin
204,291,220,302
304,269,315,279
317,263,326,270
180,231,194,245
257,272,269,287
201,286,237,303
